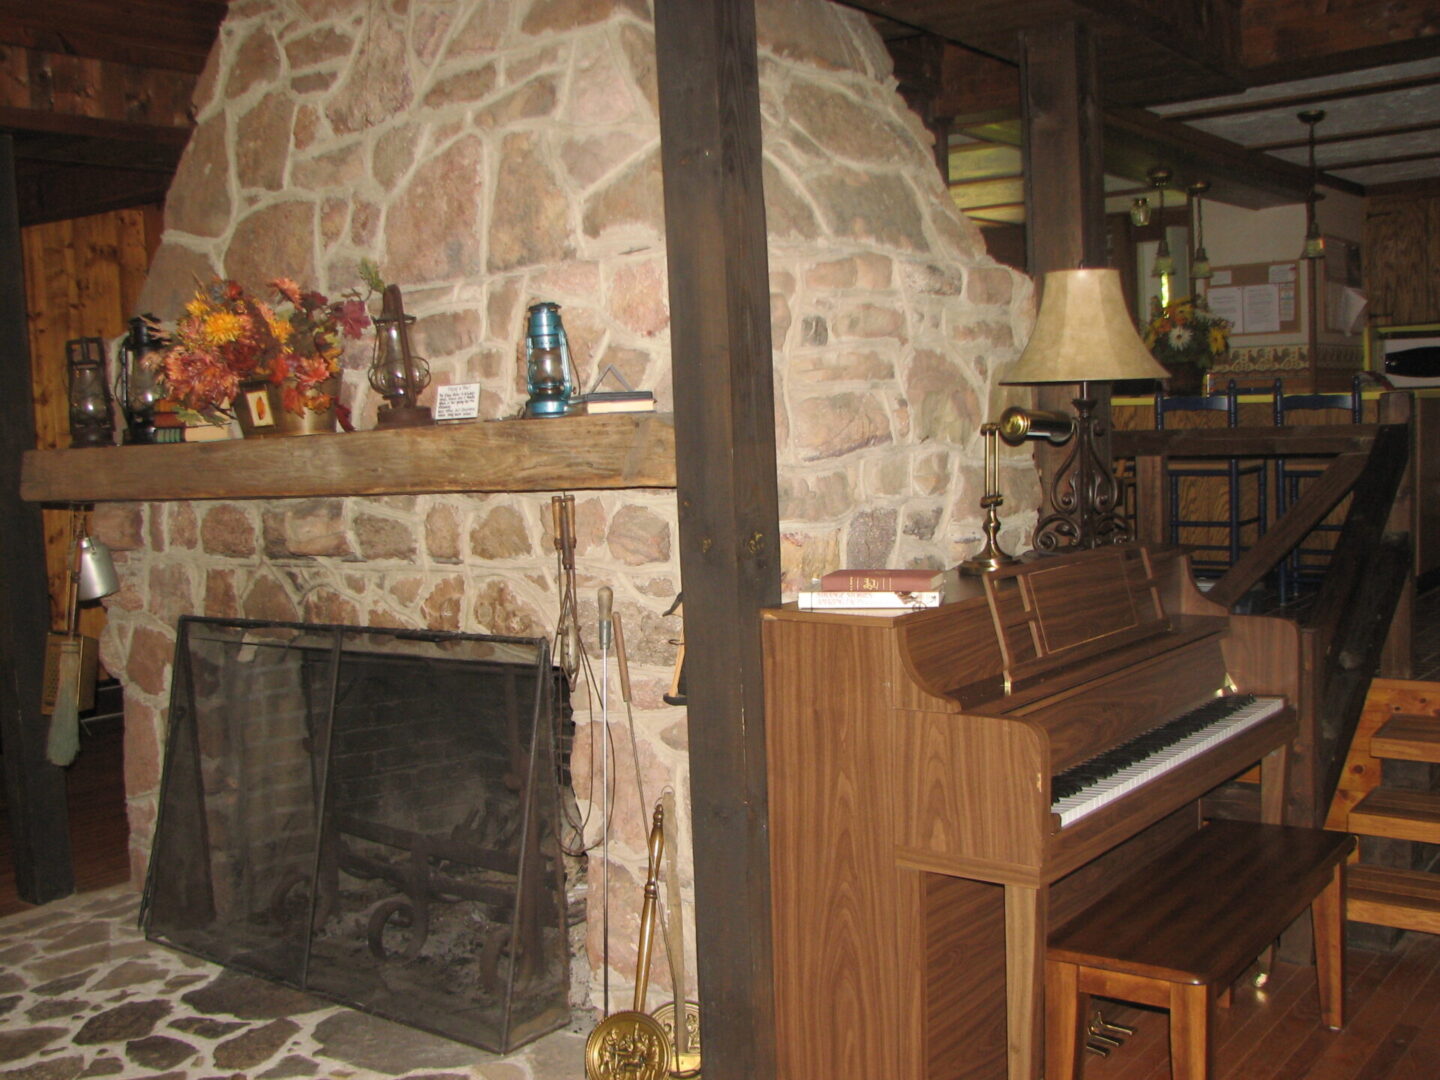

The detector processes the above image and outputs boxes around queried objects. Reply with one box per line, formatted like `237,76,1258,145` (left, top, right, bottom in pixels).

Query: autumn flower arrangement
1143,295,1232,371
151,276,372,420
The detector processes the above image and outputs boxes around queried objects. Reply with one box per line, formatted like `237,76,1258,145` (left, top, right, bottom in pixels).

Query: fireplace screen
142,617,571,1054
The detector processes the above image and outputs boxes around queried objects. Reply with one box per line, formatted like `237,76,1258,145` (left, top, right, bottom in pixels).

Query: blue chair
1155,380,1268,579
1273,374,1366,602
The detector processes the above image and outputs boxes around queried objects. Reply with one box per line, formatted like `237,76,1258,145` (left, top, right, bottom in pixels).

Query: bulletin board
1205,261,1301,337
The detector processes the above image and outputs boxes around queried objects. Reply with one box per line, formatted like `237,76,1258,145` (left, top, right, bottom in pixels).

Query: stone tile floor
0,887,588,1080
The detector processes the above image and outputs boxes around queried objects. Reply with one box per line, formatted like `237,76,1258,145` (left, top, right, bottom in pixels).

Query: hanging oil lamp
1188,180,1213,282
368,284,433,428
524,301,578,417
1300,109,1327,260
117,315,166,444
66,337,115,448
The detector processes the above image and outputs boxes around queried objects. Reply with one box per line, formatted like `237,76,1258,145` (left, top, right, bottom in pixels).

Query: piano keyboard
1050,694,1285,827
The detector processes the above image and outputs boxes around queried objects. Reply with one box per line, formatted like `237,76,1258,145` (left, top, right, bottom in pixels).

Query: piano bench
1045,820,1354,1080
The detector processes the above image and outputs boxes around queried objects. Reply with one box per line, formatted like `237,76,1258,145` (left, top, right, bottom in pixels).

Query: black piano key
1050,694,1256,803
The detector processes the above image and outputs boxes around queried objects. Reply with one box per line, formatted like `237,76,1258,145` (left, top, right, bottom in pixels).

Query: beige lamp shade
1003,268,1170,384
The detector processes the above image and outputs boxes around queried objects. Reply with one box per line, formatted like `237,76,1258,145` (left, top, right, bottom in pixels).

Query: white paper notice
1207,286,1243,331
1330,285,1369,334
434,383,481,421
1243,285,1282,333
1210,269,1233,286
1269,263,1298,284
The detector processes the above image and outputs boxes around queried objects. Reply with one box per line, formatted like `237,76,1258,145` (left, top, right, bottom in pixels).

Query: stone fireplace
94,0,1035,1016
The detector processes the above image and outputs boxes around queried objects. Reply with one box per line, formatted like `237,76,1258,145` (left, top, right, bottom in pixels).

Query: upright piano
762,544,1303,1080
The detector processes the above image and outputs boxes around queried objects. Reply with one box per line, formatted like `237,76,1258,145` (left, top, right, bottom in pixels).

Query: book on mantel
797,566,961,611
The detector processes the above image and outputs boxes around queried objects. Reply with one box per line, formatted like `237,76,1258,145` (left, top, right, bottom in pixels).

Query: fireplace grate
141,617,571,1054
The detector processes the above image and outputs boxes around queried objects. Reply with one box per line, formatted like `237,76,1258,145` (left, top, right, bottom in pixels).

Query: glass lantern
67,337,115,448
118,315,166,444
368,284,433,429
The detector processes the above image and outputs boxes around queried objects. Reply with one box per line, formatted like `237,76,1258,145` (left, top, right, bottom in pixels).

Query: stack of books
796,567,961,612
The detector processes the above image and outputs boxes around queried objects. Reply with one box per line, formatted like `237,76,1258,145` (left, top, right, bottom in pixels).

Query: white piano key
1053,696,1284,827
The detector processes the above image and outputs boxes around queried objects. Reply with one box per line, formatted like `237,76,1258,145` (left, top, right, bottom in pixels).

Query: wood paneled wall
22,205,161,634
1364,191,1440,326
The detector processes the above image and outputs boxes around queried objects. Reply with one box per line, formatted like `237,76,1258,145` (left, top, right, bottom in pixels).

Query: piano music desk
763,545,1299,1080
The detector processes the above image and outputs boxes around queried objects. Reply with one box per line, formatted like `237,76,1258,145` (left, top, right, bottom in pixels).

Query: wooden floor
1078,932,1440,1080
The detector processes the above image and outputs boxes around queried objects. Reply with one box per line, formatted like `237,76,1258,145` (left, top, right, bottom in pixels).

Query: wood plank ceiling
0,0,224,225
0,1,1437,222
847,0,1440,223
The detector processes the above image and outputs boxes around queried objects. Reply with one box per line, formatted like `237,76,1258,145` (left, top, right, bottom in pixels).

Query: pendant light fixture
1188,180,1212,281
1129,196,1152,228
1300,109,1327,260
1147,167,1174,279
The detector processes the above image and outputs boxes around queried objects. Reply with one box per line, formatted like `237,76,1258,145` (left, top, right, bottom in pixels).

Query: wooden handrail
1110,424,1379,459
1202,450,1369,610
1116,417,1414,827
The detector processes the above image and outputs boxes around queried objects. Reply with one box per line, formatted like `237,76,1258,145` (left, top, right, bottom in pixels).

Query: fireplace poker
598,584,614,1014
584,802,671,1080
551,494,580,686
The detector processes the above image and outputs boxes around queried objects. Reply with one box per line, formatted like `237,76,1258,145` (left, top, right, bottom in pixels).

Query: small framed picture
244,387,275,427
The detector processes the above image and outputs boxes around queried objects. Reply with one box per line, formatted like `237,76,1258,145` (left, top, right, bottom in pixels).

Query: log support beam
655,2,780,1078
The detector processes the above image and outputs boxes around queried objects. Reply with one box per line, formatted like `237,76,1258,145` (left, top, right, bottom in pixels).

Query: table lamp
999,268,1169,552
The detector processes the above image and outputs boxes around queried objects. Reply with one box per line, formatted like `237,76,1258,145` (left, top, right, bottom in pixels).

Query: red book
819,568,950,592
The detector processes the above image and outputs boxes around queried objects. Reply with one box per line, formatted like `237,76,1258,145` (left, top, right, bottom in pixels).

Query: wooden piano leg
1044,959,1085,1080
1260,742,1290,825
1005,883,1047,1080
1313,860,1346,1030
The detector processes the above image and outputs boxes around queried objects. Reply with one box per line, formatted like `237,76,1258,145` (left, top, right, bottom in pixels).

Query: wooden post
1019,22,1106,275
0,133,76,904
655,3,779,1078
1018,22,1115,537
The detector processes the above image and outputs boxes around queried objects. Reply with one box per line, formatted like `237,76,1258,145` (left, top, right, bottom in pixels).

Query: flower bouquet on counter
149,276,372,425
1143,295,1232,371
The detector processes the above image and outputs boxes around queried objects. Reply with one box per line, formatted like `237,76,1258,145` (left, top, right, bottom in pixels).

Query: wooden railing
1112,401,1413,819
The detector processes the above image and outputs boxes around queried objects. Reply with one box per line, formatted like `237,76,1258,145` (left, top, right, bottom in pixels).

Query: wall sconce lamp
1147,167,1174,279
1300,109,1327,260
368,284,434,428
992,268,1170,554
1188,180,1213,281
66,337,115,448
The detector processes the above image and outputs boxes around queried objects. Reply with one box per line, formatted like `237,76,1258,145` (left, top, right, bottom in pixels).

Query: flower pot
235,379,338,437
1161,360,1207,396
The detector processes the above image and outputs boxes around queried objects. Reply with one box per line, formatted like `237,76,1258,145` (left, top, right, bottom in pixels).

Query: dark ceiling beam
1162,72,1440,121
1253,119,1440,153
1241,0,1440,82
0,44,197,132
1326,149,1440,172
15,161,167,226
1103,105,1358,206
0,0,224,74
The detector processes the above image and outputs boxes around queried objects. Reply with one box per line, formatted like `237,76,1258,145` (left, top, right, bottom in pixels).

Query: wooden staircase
1326,678,1440,935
